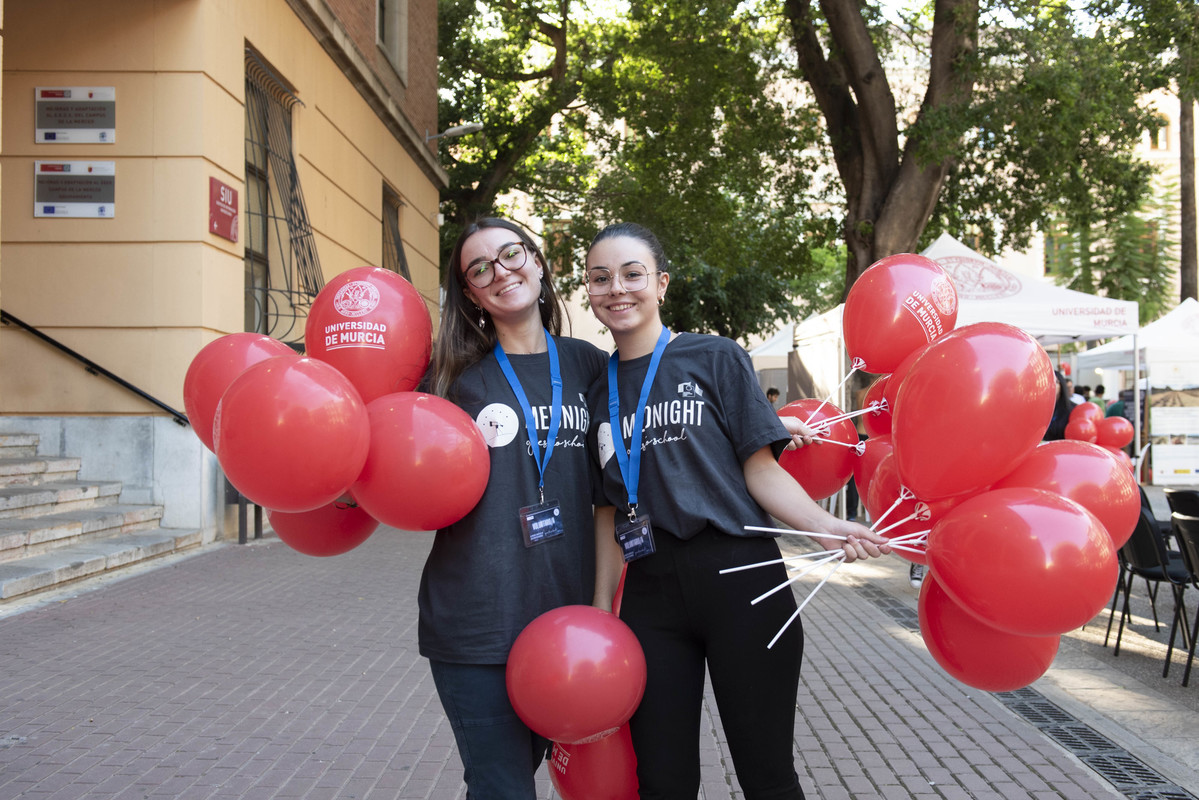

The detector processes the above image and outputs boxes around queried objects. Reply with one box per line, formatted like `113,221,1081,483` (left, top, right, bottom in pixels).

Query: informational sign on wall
35,87,116,143
209,177,239,242
34,161,116,218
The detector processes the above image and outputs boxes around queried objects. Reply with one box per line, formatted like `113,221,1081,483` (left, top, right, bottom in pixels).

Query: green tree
1045,185,1179,323
438,0,836,339
435,0,603,257
1105,0,1198,303
783,0,1163,294
559,1,835,339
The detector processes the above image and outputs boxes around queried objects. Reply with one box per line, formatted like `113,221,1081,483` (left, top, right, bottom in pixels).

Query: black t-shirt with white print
418,336,607,664
587,332,791,541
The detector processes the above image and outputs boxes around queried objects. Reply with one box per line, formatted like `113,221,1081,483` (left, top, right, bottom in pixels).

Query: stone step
0,528,205,600
0,503,165,563
0,480,123,520
0,433,39,458
0,455,82,487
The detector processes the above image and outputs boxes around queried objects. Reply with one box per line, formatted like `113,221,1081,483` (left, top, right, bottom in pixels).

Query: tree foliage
436,0,1175,336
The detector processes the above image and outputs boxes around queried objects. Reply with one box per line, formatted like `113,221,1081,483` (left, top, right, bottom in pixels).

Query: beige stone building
0,0,445,591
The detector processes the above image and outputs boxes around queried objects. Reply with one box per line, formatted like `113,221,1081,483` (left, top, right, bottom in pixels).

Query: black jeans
620,527,806,799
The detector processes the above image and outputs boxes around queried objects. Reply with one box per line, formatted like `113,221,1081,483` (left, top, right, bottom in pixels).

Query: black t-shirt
587,332,790,540
418,336,607,663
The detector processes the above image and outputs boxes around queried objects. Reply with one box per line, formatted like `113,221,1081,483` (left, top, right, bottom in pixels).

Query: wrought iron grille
244,49,323,344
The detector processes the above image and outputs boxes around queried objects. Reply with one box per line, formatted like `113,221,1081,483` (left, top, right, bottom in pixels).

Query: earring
657,295,665,306
478,308,487,329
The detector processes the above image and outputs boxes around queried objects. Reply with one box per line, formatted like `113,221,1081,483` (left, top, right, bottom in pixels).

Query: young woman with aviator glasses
419,218,611,798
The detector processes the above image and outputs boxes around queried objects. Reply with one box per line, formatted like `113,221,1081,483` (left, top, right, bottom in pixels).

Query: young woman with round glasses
585,221,889,799
419,218,610,798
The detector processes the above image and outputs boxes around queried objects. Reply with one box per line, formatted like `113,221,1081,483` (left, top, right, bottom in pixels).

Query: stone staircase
0,432,203,602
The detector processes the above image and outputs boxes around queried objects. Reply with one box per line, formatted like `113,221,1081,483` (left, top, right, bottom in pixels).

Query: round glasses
586,266,661,296
463,241,532,288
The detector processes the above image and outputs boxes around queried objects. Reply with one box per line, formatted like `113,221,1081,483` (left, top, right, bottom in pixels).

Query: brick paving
0,528,1173,799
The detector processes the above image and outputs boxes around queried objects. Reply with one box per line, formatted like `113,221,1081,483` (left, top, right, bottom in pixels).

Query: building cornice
285,0,449,189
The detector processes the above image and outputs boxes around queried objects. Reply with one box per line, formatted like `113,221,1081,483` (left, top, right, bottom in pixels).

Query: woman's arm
742,447,889,562
592,505,623,611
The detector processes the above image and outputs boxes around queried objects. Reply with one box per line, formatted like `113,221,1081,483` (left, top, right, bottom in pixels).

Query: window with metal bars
243,48,323,343
382,186,412,280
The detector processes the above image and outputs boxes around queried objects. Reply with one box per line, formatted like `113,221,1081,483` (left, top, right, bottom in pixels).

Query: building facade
0,0,443,540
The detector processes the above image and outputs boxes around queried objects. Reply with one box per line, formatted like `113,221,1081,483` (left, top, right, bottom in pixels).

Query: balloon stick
767,559,845,649
751,553,841,606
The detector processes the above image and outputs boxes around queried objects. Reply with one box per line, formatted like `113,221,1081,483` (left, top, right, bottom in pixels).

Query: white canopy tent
761,234,1144,446
921,233,1139,344
1076,297,1199,389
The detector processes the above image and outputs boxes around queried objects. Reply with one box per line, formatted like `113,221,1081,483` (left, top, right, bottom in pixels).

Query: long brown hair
429,218,567,398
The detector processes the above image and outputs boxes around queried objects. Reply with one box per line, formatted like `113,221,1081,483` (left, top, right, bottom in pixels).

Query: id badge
616,515,656,562
519,500,565,547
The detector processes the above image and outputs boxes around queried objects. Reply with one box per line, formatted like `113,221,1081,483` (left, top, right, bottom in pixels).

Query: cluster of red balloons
778,254,1136,692
183,267,490,556
506,605,645,797
1063,401,1136,472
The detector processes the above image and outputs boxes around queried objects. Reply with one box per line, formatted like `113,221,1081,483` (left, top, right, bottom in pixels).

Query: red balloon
778,399,859,500
919,575,1059,692
860,376,892,438
549,724,638,800
1069,401,1104,424
268,501,379,557
843,254,959,374
1104,446,1135,474
304,266,433,403
1064,417,1098,443
351,392,489,531
183,333,296,451
506,606,647,744
927,488,1119,636
852,434,893,512
992,440,1139,548
882,342,932,422
215,357,370,512
892,322,1056,500
1096,416,1134,449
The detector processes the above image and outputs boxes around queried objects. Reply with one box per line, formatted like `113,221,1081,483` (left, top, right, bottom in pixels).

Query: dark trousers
620,527,806,800
428,661,550,800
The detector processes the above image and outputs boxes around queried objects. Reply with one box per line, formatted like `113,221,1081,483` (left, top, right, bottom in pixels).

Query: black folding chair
1164,488,1199,517
1107,507,1191,674
1170,513,1199,686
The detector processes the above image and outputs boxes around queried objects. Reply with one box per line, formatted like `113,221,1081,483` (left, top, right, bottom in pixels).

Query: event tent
762,234,1140,392
1075,297,1199,389
921,233,1139,344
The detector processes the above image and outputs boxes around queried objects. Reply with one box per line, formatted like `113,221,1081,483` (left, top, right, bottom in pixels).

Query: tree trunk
1180,89,1197,302
784,0,979,298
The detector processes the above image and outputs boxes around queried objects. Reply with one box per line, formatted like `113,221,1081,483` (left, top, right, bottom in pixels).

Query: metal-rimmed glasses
463,241,532,288
586,266,662,295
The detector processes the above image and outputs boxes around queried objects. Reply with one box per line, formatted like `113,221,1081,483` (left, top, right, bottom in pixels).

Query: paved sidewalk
0,525,1196,799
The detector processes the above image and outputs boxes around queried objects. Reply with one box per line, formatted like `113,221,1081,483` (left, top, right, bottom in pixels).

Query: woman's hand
814,519,890,563
780,414,820,451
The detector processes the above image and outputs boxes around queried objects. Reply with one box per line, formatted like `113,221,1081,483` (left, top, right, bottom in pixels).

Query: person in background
1093,384,1107,409
586,222,889,800
420,217,610,798
766,386,781,408
1044,371,1072,441
1067,378,1085,406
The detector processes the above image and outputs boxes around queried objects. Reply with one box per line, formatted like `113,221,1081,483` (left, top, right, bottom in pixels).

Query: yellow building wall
0,0,441,417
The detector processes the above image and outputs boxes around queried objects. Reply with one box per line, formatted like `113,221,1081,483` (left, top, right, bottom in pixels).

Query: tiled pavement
1,521,1196,799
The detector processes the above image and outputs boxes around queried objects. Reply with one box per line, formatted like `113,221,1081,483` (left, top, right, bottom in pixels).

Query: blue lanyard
608,327,672,521
494,329,562,502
